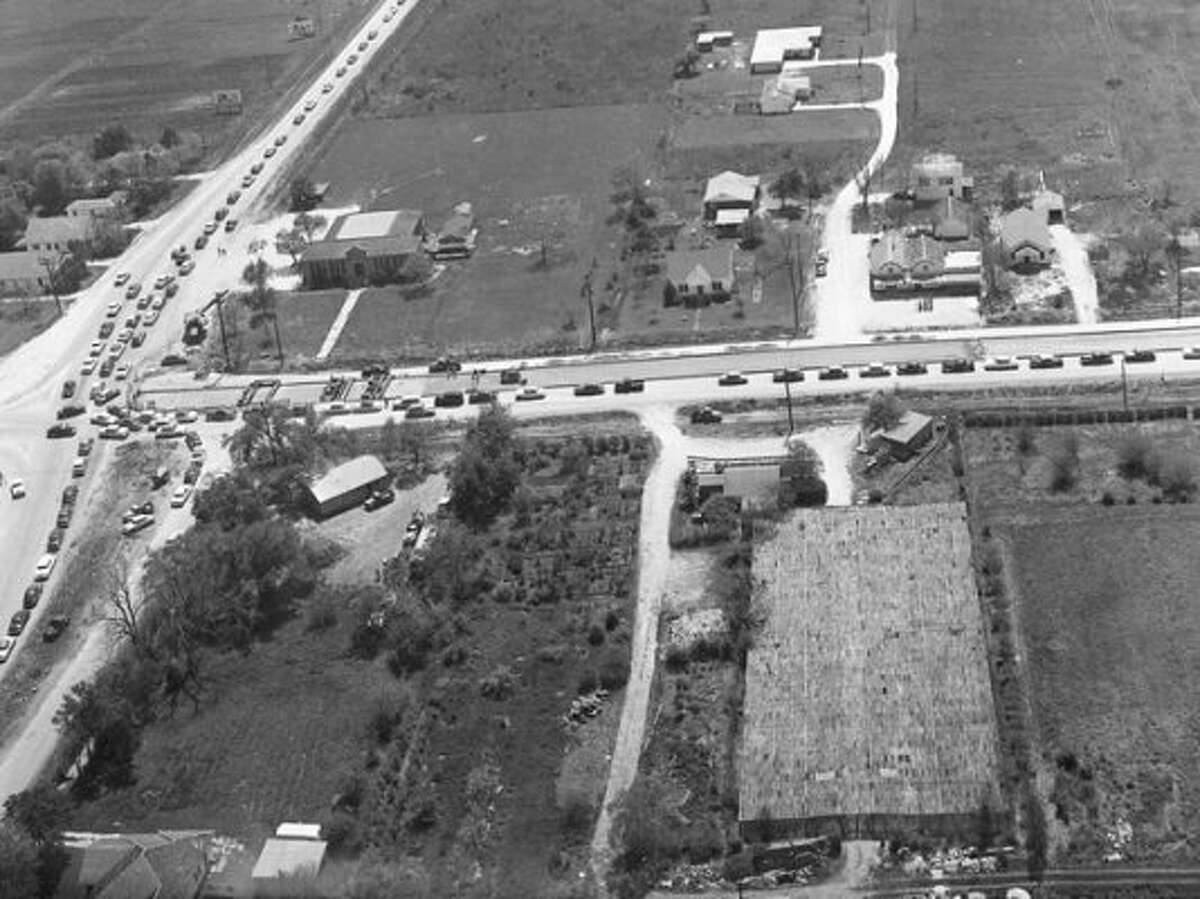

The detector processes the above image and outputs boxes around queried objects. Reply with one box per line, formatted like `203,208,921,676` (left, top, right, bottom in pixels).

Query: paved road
0,0,422,799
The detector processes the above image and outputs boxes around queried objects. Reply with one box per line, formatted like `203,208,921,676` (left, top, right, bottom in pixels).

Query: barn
305,455,388,518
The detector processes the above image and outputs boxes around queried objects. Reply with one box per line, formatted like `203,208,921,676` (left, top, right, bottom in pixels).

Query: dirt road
1050,224,1100,325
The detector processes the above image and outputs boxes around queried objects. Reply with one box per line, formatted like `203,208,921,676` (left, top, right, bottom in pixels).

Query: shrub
479,665,517,700
1116,432,1158,481
599,654,631,691
605,608,621,631
587,622,606,646
1048,433,1080,492
1100,491,1116,506
322,811,364,856
305,591,339,631
1015,425,1036,456
577,670,599,695
1159,452,1198,502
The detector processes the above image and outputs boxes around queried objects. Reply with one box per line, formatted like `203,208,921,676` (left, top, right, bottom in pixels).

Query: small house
664,247,734,306
870,411,934,461
305,454,388,518
703,171,759,221
910,153,973,203
65,192,125,222
20,215,93,255
696,30,733,51
999,208,1054,271
54,830,210,899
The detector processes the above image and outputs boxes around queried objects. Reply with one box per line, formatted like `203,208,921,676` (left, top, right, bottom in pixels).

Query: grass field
740,503,999,839
0,300,60,358
894,0,1200,211
1002,505,1200,862
0,0,371,154
273,289,347,362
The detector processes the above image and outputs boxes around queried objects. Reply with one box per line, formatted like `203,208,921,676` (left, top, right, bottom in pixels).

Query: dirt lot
893,0,1200,211
1001,504,1200,863
0,0,371,154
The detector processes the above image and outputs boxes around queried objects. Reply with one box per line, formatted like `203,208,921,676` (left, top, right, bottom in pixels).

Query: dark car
99,358,114,378
818,366,849,381
183,463,202,485
1125,349,1156,364
1029,354,1064,370
574,383,604,396
1080,352,1114,367
98,320,115,338
1184,346,1200,361
896,361,928,376
405,405,435,419
43,615,69,643
184,431,202,449
61,485,78,505
204,407,237,422
46,423,76,439
57,404,85,419
224,218,238,233
942,358,975,374
361,363,388,379
718,371,748,387
77,439,93,456
47,529,63,552
859,363,890,379
499,368,524,385
61,380,76,399
429,357,462,374
161,354,188,367
130,330,146,347
690,406,723,424
467,390,495,405
434,391,465,408
23,585,42,610
9,610,30,637
363,488,396,511
214,206,229,221
772,368,804,383
194,234,208,250
56,506,73,529
614,378,645,394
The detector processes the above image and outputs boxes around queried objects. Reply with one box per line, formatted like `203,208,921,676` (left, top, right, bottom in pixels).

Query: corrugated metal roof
251,838,327,880
704,171,759,205
308,455,387,505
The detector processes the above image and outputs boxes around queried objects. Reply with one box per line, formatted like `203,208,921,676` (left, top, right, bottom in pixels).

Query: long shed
305,454,388,518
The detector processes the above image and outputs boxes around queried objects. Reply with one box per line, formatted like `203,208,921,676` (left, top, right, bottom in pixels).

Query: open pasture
740,503,999,840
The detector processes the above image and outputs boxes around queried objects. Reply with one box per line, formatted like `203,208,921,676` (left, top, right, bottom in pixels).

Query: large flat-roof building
299,208,425,289
749,27,823,73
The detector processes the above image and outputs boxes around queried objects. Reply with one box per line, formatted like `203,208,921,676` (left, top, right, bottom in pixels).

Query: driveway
1049,224,1100,325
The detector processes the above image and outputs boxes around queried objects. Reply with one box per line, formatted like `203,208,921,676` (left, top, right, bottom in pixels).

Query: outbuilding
251,837,327,897
1032,189,1066,225
749,27,823,73
703,170,759,220
305,455,388,518
870,411,934,461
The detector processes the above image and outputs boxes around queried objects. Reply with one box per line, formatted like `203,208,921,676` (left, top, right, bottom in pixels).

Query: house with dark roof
663,247,734,306
999,208,1054,270
305,454,388,518
54,831,209,899
299,208,425,288
868,411,935,461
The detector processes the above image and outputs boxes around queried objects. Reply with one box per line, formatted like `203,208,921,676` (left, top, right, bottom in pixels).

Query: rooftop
330,208,423,241
308,454,387,505
665,247,734,286
1000,207,1052,250
251,838,327,880
877,410,933,445
750,26,823,67
703,170,759,206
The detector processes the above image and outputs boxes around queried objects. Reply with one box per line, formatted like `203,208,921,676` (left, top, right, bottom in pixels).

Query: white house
749,27,823,73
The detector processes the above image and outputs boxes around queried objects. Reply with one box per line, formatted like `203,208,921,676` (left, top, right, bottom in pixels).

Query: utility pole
213,292,231,370
581,257,598,352
784,378,795,435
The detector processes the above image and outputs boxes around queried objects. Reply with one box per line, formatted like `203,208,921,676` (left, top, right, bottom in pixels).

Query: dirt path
797,424,860,506
590,404,688,884
1049,224,1100,325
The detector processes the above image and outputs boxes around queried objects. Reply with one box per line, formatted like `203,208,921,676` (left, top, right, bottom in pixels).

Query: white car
115,328,133,344
170,485,193,508
150,294,166,311
114,363,131,381
80,357,97,375
175,409,199,423
0,636,14,663
89,340,106,357
34,554,56,581
108,342,126,361
322,81,334,93
143,310,160,326
113,272,131,287
105,302,121,318
154,273,175,289
99,424,129,440
9,479,25,499
304,98,317,112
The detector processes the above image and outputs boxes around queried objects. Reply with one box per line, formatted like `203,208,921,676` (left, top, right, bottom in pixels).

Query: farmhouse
868,410,935,460
999,207,1054,270
0,251,46,297
21,214,93,254
300,208,426,289
910,153,973,203
749,27,823,73
664,247,734,305
54,830,210,899
305,454,388,518
740,504,999,842
703,171,759,227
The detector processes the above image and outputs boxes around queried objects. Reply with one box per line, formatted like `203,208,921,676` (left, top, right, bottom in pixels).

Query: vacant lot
0,299,59,358
1002,505,1200,862
740,503,999,840
273,289,346,362
895,0,1200,210
0,0,371,154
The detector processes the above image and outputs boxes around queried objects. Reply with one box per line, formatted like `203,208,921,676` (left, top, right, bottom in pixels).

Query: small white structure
275,822,323,840
749,26,823,73
252,837,327,897
703,171,759,220
696,30,734,51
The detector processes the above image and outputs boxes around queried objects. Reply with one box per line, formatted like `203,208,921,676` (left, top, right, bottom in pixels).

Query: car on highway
0,636,13,663
363,487,395,511
124,312,141,329
100,321,118,340
136,292,152,310
8,610,30,637
690,406,723,424
11,479,25,499
429,356,462,373
43,615,69,643
304,98,318,111
23,586,42,610
515,386,546,401
322,82,333,93
818,366,849,381
71,457,86,477
718,371,748,386
357,41,368,51
34,554,56,582
61,379,76,398
263,146,276,158
194,234,208,250
336,66,347,77
46,423,75,439
179,259,195,274
105,301,121,318
113,271,131,287
347,54,358,65
226,189,242,205
154,273,174,289
99,424,129,440
984,356,1019,372
942,358,974,374
1125,349,1156,364
614,378,645,393
143,310,160,326
1029,354,1063,370
55,503,72,528
368,29,378,39
383,10,394,20
164,281,179,297
170,485,194,508
203,221,218,235
860,362,890,379
242,174,256,189
405,404,435,419
292,113,305,125
214,206,229,222
772,368,803,383
80,357,97,375
574,383,604,396
125,282,142,300
78,438,93,456
814,259,828,278
57,404,85,419
114,363,131,381
150,294,166,311
224,219,238,233
116,327,133,344
434,391,465,407
896,361,928,376
1080,352,1114,366
46,530,63,552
